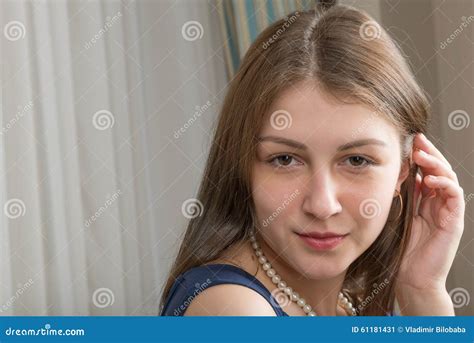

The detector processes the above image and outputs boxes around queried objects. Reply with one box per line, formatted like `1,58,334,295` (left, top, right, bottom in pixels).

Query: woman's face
251,83,409,280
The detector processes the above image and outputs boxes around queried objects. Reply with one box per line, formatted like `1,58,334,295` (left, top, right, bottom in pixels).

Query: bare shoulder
183,283,277,316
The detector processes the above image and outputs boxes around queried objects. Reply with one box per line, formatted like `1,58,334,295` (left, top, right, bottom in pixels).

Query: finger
414,133,452,169
412,149,458,183
423,175,464,200
417,170,433,198
421,176,465,232
414,172,428,202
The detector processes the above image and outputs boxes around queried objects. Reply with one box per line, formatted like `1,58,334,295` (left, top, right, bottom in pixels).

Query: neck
256,232,348,316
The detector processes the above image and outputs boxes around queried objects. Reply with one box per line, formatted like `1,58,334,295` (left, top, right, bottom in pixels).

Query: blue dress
160,263,397,316
160,263,288,316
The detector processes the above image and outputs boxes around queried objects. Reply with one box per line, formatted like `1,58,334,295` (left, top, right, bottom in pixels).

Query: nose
302,169,342,220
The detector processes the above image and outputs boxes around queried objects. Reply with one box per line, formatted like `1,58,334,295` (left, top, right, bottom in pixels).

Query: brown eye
344,155,375,169
349,156,366,166
276,155,293,166
268,154,300,169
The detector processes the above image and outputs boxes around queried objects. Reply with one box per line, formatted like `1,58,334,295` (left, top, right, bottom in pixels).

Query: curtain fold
1,0,228,315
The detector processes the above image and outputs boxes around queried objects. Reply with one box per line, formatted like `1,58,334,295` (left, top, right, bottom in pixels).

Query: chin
289,253,351,280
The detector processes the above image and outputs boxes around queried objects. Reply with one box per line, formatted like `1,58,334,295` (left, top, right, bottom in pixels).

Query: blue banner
0,316,473,342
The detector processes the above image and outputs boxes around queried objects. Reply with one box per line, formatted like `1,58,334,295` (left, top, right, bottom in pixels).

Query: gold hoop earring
394,190,403,220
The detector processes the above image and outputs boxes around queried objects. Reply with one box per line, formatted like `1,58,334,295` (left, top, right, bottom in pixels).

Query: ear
395,158,410,193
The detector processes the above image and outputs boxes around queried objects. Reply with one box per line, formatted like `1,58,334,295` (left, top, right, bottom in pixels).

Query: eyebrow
257,136,387,151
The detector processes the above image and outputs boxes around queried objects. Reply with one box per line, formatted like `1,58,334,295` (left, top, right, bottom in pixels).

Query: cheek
251,170,301,229
343,174,398,243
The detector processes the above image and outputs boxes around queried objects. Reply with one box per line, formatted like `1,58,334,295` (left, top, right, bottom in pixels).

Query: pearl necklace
249,231,357,316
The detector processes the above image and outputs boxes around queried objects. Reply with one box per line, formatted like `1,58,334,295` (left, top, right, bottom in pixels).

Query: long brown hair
159,4,430,315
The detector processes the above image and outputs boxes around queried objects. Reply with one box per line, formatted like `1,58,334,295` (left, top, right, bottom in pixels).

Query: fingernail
428,175,437,180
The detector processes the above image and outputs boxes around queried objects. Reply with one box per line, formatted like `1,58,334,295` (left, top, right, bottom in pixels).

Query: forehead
260,84,400,150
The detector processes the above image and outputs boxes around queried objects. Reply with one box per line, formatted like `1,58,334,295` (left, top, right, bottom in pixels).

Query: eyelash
266,154,377,171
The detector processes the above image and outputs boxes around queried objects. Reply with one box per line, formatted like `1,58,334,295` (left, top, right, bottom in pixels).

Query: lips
296,231,348,251
297,231,348,239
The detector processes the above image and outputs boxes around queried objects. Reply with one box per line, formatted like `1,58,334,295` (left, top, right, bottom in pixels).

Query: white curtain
1,0,227,315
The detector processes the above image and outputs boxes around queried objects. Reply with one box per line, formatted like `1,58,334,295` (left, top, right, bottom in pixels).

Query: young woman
159,5,465,316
